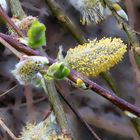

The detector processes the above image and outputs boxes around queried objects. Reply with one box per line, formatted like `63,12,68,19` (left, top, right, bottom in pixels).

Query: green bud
27,20,46,49
47,62,70,79
34,79,42,87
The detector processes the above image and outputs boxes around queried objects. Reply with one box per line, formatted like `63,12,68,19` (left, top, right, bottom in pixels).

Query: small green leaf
47,62,70,79
34,79,42,87
27,20,46,49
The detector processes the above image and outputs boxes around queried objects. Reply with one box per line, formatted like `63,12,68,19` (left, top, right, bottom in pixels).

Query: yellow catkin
20,123,72,140
65,38,127,77
12,56,48,85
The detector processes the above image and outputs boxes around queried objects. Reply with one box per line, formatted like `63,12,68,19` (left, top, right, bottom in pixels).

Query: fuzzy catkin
69,0,104,24
12,56,48,85
65,38,127,77
68,0,121,25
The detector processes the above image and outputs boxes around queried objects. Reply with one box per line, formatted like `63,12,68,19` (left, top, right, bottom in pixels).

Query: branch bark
1,33,140,117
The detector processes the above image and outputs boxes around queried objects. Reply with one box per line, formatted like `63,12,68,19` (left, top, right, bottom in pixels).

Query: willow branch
45,0,86,44
1,0,120,102
44,80,74,138
68,70,140,117
0,36,23,59
1,33,140,117
1,0,140,123
9,0,26,19
0,33,39,56
104,0,139,46
0,118,19,140
104,0,140,136
0,6,24,37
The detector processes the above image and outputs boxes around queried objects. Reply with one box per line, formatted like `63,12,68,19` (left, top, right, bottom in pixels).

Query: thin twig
1,96,48,110
104,0,140,136
9,0,26,19
0,33,40,56
55,82,101,140
0,118,19,140
24,85,35,124
0,37,23,59
0,85,18,97
0,6,24,37
44,80,74,138
68,70,140,117
45,0,86,44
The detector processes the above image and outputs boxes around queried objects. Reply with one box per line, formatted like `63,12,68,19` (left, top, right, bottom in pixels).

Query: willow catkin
69,0,104,25
68,0,121,25
12,56,48,85
65,38,127,77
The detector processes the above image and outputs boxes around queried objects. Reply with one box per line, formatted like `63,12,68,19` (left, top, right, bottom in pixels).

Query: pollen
12,56,48,85
65,38,127,77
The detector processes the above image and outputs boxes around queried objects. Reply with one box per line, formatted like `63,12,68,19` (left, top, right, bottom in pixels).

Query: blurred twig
79,108,138,139
43,106,52,120
0,85,18,97
96,0,140,136
0,36,23,59
24,86,35,124
44,80,74,138
0,118,19,140
45,0,86,44
9,0,26,19
56,82,101,140
0,6,24,37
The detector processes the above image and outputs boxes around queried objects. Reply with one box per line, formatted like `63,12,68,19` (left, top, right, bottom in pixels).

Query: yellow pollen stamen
65,38,127,77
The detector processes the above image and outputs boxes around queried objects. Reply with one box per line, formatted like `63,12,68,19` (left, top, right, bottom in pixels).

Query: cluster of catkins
12,38,126,85
11,0,127,86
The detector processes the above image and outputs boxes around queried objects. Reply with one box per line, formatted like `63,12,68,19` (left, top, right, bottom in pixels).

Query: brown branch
44,80,74,138
0,6,24,37
43,106,52,120
68,70,140,117
0,33,40,56
1,34,140,118
0,85,18,97
24,85,35,124
0,118,19,140
45,0,86,44
0,36,23,59
9,0,26,19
